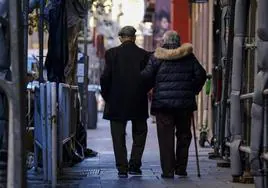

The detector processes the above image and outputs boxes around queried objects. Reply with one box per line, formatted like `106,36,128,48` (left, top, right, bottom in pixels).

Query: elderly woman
141,30,206,178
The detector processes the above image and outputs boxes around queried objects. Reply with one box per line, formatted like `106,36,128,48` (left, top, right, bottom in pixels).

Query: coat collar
120,40,135,46
154,43,193,60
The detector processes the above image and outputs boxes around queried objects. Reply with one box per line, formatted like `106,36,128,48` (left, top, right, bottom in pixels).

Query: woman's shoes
175,169,188,177
161,173,174,179
128,167,142,175
161,170,188,179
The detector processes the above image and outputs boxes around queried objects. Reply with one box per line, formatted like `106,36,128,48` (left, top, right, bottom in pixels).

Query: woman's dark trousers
155,110,192,175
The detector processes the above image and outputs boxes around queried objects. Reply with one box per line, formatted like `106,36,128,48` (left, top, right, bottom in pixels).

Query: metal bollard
51,83,57,187
40,83,48,181
0,149,7,187
263,95,268,188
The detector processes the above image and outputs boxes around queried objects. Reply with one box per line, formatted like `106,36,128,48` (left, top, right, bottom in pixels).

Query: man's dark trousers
110,120,148,173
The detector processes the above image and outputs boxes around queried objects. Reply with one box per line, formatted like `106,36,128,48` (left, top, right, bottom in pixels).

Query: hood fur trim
154,43,193,60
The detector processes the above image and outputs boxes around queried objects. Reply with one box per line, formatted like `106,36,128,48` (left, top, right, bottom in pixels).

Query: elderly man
100,26,150,178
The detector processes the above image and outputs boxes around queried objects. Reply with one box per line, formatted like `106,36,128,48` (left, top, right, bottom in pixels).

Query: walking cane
192,113,201,177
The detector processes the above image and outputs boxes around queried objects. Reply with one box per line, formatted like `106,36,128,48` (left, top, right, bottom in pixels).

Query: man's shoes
128,167,142,175
161,173,174,179
175,169,188,177
118,171,128,178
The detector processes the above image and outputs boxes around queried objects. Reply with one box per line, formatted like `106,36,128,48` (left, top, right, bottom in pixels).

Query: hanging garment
64,0,88,85
45,0,68,83
64,23,79,85
66,0,87,28
0,7,9,183
0,0,9,78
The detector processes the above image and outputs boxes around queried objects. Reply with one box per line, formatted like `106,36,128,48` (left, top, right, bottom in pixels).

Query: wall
153,0,171,48
171,0,191,43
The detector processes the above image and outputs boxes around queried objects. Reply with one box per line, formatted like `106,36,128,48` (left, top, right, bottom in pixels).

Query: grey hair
162,30,181,45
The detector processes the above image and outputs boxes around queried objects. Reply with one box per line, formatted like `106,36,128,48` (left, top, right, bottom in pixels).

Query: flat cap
118,26,136,37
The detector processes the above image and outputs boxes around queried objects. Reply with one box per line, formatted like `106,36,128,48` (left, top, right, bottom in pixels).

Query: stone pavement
28,113,255,188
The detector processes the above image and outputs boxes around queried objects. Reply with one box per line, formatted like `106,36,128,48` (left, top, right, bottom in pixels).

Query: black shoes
161,173,174,179
175,169,188,177
118,165,142,178
161,170,187,179
118,169,142,178
118,171,128,178
128,167,142,175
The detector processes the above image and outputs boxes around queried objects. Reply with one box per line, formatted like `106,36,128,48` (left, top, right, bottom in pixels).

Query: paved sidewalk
28,113,255,188
81,114,254,188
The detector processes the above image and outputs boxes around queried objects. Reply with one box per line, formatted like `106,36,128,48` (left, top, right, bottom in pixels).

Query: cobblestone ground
28,113,255,188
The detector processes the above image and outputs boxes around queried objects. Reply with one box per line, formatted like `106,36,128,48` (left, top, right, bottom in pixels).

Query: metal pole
192,114,201,177
38,0,45,82
51,82,57,187
200,3,206,134
212,0,222,155
207,0,214,140
82,10,89,129
263,96,268,188
199,3,210,147
40,83,48,181
0,0,9,186
192,3,196,52
251,0,268,186
23,0,29,74
51,83,58,187
197,5,202,130
8,0,26,187
229,0,250,178
46,83,52,182
219,0,235,157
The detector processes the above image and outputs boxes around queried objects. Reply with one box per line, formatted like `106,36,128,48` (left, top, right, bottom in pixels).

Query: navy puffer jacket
141,43,206,114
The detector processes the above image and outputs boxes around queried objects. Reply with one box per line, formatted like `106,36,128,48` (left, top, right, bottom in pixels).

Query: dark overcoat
100,41,150,120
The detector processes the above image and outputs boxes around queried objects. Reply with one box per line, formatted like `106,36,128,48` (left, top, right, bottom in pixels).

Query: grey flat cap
118,26,136,37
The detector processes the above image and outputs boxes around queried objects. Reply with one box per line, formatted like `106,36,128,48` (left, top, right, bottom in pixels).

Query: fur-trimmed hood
154,43,193,60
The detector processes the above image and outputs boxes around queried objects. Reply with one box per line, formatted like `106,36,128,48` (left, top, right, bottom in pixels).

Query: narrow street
1,1,268,187
28,113,255,188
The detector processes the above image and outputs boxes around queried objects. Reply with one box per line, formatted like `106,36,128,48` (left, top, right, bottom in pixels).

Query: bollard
0,149,7,187
87,85,97,129
51,83,57,187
